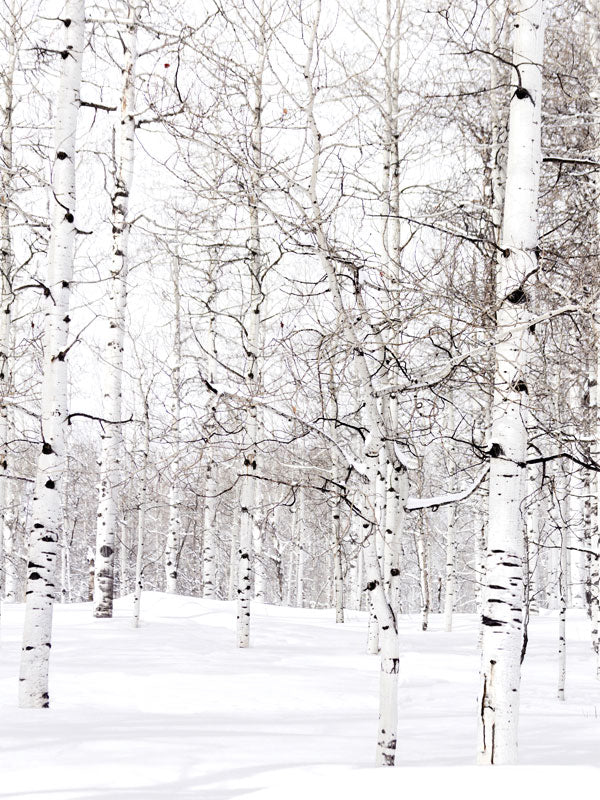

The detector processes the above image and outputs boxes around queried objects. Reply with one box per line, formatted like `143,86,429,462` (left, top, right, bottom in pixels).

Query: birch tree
19,0,85,707
477,0,545,764
0,0,18,617
165,252,183,593
94,2,138,618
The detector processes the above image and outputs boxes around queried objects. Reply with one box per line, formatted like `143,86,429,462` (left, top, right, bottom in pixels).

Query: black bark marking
506,287,526,304
514,86,533,102
511,379,528,394
482,615,504,627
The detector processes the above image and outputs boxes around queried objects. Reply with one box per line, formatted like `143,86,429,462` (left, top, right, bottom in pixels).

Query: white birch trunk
332,497,344,623
354,543,364,611
133,393,149,628
0,0,16,622
285,515,295,607
253,514,266,603
558,510,567,700
202,461,218,598
2,417,16,602
236,17,266,647
237,453,255,646
477,0,544,764
19,2,85,707
363,450,409,766
444,505,458,633
416,513,430,632
570,468,587,609
474,503,487,647
87,545,94,602
165,255,183,594
94,6,137,618
300,2,409,762
296,488,305,608
228,515,238,602
383,457,403,618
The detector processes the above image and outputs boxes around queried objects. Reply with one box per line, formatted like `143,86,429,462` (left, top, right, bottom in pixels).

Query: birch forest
1,0,600,795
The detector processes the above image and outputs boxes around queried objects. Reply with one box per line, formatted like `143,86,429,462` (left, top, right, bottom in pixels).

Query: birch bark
94,4,137,618
333,499,344,623
591,4,600,674
203,292,218,598
19,1,85,707
299,1,409,763
557,501,567,700
236,10,266,648
0,0,20,614
133,390,149,627
165,254,183,593
444,403,458,632
202,461,218,598
477,0,545,764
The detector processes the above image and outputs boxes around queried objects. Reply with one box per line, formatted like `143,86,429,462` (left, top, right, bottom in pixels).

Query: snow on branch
405,465,489,511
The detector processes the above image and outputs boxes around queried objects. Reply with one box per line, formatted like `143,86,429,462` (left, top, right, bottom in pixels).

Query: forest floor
0,593,598,799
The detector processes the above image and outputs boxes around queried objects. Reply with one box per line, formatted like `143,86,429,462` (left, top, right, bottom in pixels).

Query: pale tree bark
444,505,458,632
474,501,487,648
228,511,238,601
354,542,364,611
253,510,267,602
366,606,379,654
236,7,266,649
19,1,85,708
591,4,600,672
132,392,149,628
87,545,94,602
557,488,568,701
300,1,409,763
366,466,380,654
60,460,72,602
477,0,545,764
237,442,256,645
383,445,403,619
202,461,218,598
444,403,458,632
525,466,540,615
202,288,218,599
332,496,344,623
0,0,18,615
94,3,137,618
534,485,550,611
165,254,183,593
285,512,295,607
416,510,430,632
570,466,587,610
295,487,305,608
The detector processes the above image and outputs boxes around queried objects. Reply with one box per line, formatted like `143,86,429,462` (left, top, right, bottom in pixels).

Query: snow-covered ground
0,594,598,799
